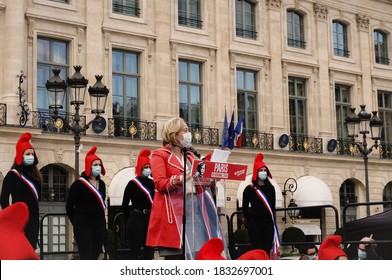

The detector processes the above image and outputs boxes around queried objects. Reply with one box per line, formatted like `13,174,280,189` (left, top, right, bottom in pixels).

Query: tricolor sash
132,177,154,204
78,177,106,212
11,169,39,203
253,186,281,256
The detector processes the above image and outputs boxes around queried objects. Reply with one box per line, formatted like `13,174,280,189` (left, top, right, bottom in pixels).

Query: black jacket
66,173,106,225
242,180,276,221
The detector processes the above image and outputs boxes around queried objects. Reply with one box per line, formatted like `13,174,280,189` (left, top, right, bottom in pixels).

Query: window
237,69,257,131
333,21,349,57
374,30,389,65
335,85,351,139
40,164,68,260
41,165,68,202
383,182,392,211
287,10,306,48
235,0,257,39
178,0,202,28
37,38,68,112
113,0,140,17
339,180,357,223
112,50,140,120
378,91,392,143
289,78,307,135
179,60,202,125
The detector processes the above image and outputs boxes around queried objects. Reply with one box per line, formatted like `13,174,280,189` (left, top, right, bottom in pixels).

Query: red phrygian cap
84,146,106,177
15,132,38,165
252,153,272,181
135,149,151,177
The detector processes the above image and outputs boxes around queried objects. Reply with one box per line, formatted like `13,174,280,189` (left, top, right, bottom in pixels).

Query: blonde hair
162,117,186,146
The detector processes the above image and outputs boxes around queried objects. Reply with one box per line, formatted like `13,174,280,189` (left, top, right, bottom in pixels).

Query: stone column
356,14,372,108
313,3,333,145
266,0,285,140
2,1,28,123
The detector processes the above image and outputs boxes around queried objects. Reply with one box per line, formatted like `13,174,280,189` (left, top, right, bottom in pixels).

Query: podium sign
191,159,248,180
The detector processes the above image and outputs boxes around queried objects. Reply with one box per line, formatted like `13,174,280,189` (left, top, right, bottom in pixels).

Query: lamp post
46,66,109,179
346,105,383,217
282,177,300,223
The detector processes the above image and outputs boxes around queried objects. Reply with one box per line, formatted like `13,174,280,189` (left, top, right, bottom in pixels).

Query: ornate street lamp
282,177,300,223
287,199,300,220
46,66,109,179
346,105,383,216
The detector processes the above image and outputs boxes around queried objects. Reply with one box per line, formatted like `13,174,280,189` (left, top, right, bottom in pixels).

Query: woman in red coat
146,117,195,259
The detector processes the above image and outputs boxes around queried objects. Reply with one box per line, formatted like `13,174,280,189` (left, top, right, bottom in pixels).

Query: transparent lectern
184,159,248,260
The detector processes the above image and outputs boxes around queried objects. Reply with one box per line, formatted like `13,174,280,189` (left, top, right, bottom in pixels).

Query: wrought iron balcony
334,48,350,58
0,103,6,125
379,142,392,159
112,3,141,17
108,116,157,141
188,123,219,146
241,129,274,150
336,138,363,157
289,134,323,153
236,27,258,39
178,16,203,28
375,55,390,65
288,38,306,49
32,110,86,135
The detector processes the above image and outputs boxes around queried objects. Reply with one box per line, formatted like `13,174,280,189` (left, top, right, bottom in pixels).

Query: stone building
1,0,392,259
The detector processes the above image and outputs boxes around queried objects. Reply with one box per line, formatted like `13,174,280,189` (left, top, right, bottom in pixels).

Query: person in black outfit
242,153,276,256
66,146,107,260
0,132,42,249
122,149,155,260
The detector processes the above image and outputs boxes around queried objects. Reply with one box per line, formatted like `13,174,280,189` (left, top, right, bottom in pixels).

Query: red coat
146,146,194,249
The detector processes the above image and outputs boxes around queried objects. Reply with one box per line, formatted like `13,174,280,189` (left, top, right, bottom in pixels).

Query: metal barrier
110,211,231,259
228,205,339,259
111,211,129,260
39,213,77,260
341,200,392,260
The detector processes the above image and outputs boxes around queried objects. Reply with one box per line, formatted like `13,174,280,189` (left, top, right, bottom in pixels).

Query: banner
191,159,247,181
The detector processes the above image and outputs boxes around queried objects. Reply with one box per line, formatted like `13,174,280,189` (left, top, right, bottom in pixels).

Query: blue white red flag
221,109,229,149
235,112,243,148
228,111,235,149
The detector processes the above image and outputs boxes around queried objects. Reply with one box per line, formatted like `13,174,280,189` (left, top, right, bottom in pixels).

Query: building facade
1,0,392,258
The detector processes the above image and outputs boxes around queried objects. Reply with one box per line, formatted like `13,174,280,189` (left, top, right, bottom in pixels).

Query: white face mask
179,132,192,147
142,168,152,177
23,155,35,166
91,166,101,177
258,171,268,180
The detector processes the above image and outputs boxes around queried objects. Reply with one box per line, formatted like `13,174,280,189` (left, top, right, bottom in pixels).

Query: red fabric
204,153,212,161
0,202,39,260
15,132,38,165
196,238,225,260
146,146,194,249
318,235,347,260
252,153,272,181
84,146,106,176
196,238,270,260
237,249,269,260
135,149,151,177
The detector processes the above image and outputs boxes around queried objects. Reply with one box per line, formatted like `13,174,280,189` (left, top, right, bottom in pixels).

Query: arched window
236,0,257,39
374,30,389,65
41,165,68,202
339,179,357,223
333,20,349,57
383,182,392,211
287,10,306,48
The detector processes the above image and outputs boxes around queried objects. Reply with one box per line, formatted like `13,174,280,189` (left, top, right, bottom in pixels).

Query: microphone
186,145,204,160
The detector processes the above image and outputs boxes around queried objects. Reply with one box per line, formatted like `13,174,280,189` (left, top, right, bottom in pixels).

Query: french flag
235,112,243,148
